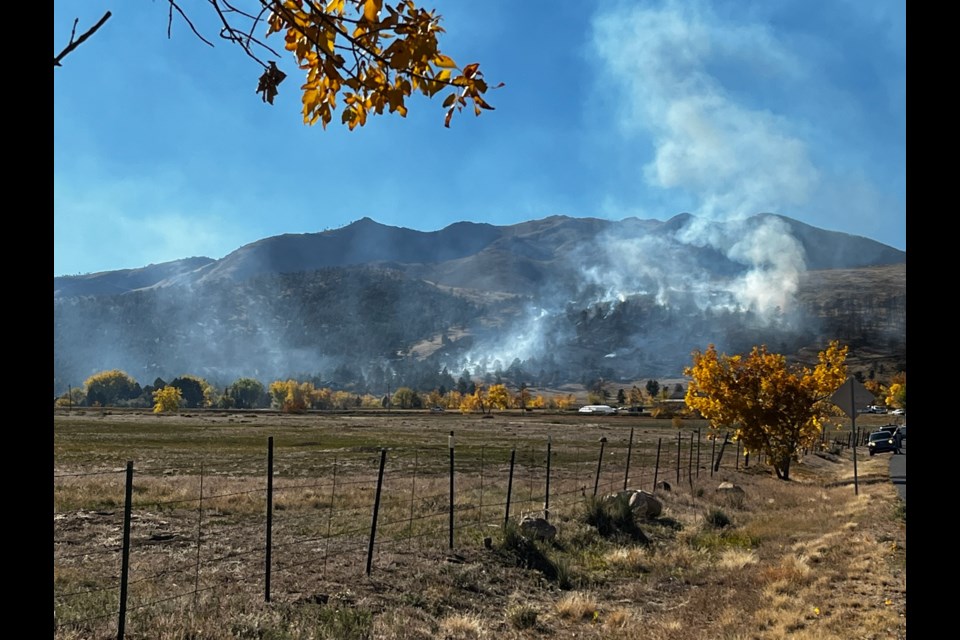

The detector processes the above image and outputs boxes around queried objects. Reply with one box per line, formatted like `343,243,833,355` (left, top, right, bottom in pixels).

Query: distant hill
53,213,905,394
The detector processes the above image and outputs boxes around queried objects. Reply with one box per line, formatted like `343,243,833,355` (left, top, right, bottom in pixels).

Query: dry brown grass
54,410,906,639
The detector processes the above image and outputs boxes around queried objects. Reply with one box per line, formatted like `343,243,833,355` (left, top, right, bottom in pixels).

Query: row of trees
53,370,271,413
54,369,683,415
55,341,907,483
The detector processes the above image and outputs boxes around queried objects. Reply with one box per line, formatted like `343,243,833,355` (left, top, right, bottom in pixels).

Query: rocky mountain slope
54,213,906,393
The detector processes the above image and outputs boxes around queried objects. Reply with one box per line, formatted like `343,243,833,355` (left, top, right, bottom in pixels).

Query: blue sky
54,0,905,277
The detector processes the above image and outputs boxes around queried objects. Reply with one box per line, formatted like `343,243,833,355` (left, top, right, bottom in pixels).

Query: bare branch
53,11,113,67
167,1,215,47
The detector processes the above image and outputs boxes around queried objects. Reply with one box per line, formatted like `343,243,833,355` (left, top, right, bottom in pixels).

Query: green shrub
705,507,732,529
498,520,559,580
580,494,648,543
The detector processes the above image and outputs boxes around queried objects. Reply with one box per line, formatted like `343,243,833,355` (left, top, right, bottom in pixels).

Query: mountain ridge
53,213,905,394
54,213,904,298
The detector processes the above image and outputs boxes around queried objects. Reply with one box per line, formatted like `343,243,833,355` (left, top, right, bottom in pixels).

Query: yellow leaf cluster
152,386,183,414
263,0,499,128
269,379,313,413
459,386,487,414
684,340,848,480
886,380,906,409
486,383,511,410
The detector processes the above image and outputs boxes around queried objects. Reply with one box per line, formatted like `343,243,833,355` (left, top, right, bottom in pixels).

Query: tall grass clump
580,494,648,543
705,507,732,529
505,603,538,630
498,520,559,581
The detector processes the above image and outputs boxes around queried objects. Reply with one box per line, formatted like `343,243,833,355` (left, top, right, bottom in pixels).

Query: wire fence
53,424,864,639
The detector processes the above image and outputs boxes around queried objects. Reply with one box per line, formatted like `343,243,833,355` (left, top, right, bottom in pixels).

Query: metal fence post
710,435,717,477
366,449,387,576
504,448,516,526
696,429,701,478
117,461,133,640
624,427,634,490
448,432,455,550
265,437,274,603
653,438,662,492
594,438,607,498
675,431,681,485
544,436,552,520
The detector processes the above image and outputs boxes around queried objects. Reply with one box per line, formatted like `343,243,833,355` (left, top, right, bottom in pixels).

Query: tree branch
54,11,113,67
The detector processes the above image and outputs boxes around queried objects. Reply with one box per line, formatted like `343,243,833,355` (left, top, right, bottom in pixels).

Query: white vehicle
578,404,617,415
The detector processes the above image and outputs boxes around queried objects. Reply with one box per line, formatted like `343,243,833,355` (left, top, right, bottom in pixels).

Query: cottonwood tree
391,386,420,409
886,372,906,409
684,340,848,481
486,383,510,410
458,385,487,414
226,377,267,408
54,1,499,129
170,375,216,408
83,369,141,407
153,386,183,413
269,379,311,412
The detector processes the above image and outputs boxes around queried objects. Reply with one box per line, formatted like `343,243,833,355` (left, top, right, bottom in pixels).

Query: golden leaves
262,0,498,128
685,341,849,479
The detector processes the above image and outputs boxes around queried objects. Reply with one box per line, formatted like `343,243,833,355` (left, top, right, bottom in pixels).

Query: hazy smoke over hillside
445,214,808,383
54,211,904,397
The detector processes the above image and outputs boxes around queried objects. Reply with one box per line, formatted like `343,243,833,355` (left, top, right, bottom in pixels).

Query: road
889,438,906,502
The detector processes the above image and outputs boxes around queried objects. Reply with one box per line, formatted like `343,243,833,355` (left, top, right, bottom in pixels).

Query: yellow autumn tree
444,390,463,409
268,379,312,413
83,369,140,406
486,383,511,411
153,386,183,414
885,372,906,409
459,385,487,414
684,340,848,480
56,2,499,129
554,394,576,411
864,379,885,403
391,386,420,409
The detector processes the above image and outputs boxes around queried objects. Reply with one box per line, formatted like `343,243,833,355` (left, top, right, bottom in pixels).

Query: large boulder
605,489,663,519
716,481,745,497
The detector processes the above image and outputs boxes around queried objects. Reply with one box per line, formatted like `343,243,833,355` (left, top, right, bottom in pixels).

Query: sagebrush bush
505,603,538,629
705,507,732,529
498,520,559,581
580,494,648,543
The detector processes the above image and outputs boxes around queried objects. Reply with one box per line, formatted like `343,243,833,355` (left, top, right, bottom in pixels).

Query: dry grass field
53,409,906,639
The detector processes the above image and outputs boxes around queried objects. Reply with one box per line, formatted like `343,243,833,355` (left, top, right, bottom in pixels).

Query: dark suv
867,430,900,456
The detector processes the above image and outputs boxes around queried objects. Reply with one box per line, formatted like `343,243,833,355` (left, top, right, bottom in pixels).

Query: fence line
55,428,817,638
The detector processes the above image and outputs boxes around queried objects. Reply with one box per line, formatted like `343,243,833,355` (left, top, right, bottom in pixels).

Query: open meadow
54,409,906,639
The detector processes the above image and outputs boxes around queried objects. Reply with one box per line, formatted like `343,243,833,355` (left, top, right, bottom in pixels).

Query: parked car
867,430,900,456
891,408,905,416
578,404,617,415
